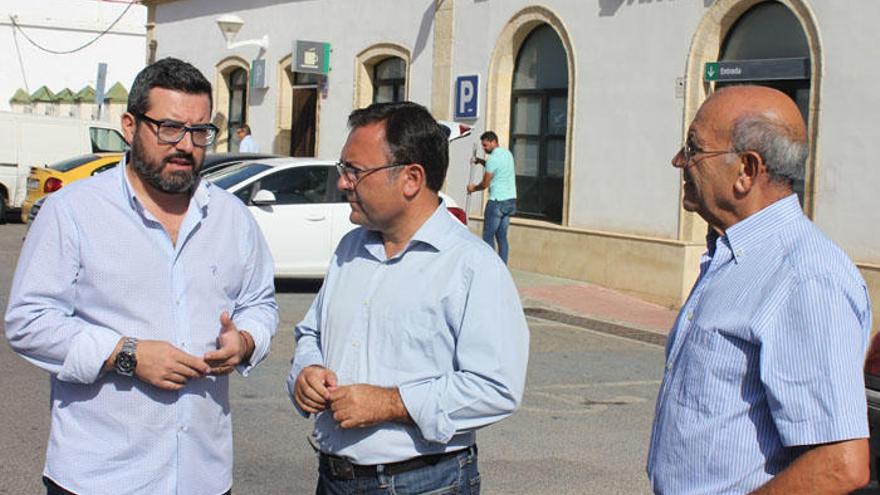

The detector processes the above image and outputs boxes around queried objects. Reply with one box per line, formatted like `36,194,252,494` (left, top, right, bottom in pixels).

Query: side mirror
251,189,276,206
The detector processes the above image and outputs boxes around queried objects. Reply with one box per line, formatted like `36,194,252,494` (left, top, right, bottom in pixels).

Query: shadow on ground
274,278,323,294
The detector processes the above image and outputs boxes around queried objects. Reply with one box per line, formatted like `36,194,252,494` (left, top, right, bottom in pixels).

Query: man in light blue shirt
5,58,278,495
468,131,517,264
236,124,260,152
288,102,529,494
648,85,871,494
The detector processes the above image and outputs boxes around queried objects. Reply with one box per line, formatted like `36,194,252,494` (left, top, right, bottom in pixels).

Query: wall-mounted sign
294,40,331,75
704,57,810,82
250,59,268,89
454,74,479,119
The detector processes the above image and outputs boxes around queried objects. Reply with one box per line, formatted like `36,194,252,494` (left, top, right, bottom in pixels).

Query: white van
0,112,128,222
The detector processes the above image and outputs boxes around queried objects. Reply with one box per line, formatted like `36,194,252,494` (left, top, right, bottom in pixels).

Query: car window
328,167,347,203
91,161,120,176
234,184,254,204
256,166,329,205
90,127,129,152
206,163,272,190
49,154,101,172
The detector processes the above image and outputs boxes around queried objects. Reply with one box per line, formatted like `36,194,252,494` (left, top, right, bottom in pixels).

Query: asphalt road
0,222,663,494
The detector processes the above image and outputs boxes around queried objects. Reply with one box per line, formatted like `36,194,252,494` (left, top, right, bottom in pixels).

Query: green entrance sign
704,62,720,81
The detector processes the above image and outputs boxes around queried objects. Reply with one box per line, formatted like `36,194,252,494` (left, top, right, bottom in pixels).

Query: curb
524,307,668,348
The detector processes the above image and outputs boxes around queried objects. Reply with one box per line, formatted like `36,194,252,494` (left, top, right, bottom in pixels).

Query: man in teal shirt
468,131,517,263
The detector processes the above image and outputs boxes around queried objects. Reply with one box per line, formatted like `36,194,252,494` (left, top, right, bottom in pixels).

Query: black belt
320,446,476,480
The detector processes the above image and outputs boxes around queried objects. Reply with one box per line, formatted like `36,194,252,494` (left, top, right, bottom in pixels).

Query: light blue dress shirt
647,194,871,494
5,158,278,495
287,201,530,465
238,134,260,153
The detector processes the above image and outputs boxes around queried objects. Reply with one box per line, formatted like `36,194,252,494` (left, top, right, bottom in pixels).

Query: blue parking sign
454,75,480,119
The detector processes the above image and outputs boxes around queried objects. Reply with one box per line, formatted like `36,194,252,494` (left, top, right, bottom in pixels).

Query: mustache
163,152,195,166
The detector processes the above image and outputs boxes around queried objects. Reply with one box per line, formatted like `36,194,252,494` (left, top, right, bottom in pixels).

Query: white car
206,157,468,278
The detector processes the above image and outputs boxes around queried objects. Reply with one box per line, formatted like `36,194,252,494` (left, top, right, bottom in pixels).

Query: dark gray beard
130,134,200,194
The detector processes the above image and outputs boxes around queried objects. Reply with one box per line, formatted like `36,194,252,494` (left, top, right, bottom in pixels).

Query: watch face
116,352,136,374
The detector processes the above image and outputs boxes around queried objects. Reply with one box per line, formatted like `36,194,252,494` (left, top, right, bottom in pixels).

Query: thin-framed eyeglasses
335,160,406,185
680,141,738,165
136,113,219,148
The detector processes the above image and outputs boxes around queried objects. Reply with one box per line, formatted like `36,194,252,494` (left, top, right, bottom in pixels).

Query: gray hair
727,113,808,185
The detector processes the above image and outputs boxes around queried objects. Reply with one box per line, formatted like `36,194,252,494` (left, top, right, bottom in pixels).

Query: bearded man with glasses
5,57,278,495
647,85,871,494
289,101,529,494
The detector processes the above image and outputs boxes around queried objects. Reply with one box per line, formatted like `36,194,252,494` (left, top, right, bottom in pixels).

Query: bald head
698,85,808,185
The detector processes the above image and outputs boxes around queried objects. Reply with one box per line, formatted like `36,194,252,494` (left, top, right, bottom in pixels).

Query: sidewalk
511,269,678,346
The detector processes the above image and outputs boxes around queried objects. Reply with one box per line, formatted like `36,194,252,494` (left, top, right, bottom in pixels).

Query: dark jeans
482,199,516,264
44,477,232,495
316,447,480,495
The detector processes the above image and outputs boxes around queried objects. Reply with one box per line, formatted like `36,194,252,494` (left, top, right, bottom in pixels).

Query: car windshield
48,154,102,172
205,162,271,190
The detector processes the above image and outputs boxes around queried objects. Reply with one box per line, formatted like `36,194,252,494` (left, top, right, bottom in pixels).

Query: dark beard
130,132,201,194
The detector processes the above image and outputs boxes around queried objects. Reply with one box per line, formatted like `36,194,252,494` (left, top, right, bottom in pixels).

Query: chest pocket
673,325,721,415
380,304,454,377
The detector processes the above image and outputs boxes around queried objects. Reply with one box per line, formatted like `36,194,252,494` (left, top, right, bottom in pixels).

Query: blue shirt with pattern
5,159,278,494
647,194,871,494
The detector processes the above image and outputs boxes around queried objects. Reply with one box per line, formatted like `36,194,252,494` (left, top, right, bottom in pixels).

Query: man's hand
293,365,338,414
466,184,476,194
204,312,254,375
328,384,411,429
470,156,485,166
133,340,210,391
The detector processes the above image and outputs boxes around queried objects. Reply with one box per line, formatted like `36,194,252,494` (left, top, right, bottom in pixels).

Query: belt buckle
328,456,356,480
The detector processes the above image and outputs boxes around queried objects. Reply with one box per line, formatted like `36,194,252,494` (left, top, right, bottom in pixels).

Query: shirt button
666,363,673,371
735,249,744,257
352,341,360,348
178,425,187,432
686,311,694,321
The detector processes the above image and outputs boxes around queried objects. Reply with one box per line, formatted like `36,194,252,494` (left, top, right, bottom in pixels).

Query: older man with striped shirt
647,85,872,494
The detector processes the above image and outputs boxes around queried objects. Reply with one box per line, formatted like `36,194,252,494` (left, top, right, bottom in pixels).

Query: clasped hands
293,365,410,429
107,311,254,391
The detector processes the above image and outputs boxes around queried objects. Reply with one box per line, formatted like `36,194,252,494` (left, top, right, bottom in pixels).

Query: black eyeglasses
136,113,219,147
680,140,737,165
335,160,406,185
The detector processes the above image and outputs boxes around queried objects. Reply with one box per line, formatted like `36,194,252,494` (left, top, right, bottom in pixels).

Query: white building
143,0,880,331
0,0,147,120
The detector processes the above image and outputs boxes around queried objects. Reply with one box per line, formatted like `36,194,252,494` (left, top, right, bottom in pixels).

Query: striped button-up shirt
647,194,871,494
5,159,278,495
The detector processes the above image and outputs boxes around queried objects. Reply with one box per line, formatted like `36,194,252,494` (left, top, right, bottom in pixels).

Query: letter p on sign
454,75,479,119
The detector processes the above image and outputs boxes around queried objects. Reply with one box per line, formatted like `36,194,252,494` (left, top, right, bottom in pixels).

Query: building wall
152,0,438,160
0,0,146,118
147,0,879,329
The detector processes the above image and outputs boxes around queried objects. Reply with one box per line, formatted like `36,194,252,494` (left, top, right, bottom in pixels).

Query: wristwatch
114,337,138,376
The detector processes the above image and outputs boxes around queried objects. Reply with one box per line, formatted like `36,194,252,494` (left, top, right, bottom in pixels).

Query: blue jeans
482,199,516,264
316,447,480,495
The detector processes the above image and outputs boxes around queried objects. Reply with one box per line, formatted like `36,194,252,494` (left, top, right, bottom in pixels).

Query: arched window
718,1,810,206
510,25,568,223
372,57,406,104
227,68,248,150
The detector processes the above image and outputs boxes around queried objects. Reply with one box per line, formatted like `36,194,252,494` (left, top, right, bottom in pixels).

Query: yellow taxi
21,153,123,222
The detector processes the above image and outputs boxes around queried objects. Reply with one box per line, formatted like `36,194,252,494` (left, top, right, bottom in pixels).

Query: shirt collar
118,152,211,215
723,194,802,263
363,198,454,260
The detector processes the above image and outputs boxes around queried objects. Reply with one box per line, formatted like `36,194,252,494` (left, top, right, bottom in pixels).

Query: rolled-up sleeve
398,258,530,444
234,216,279,376
5,197,120,384
761,274,870,447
